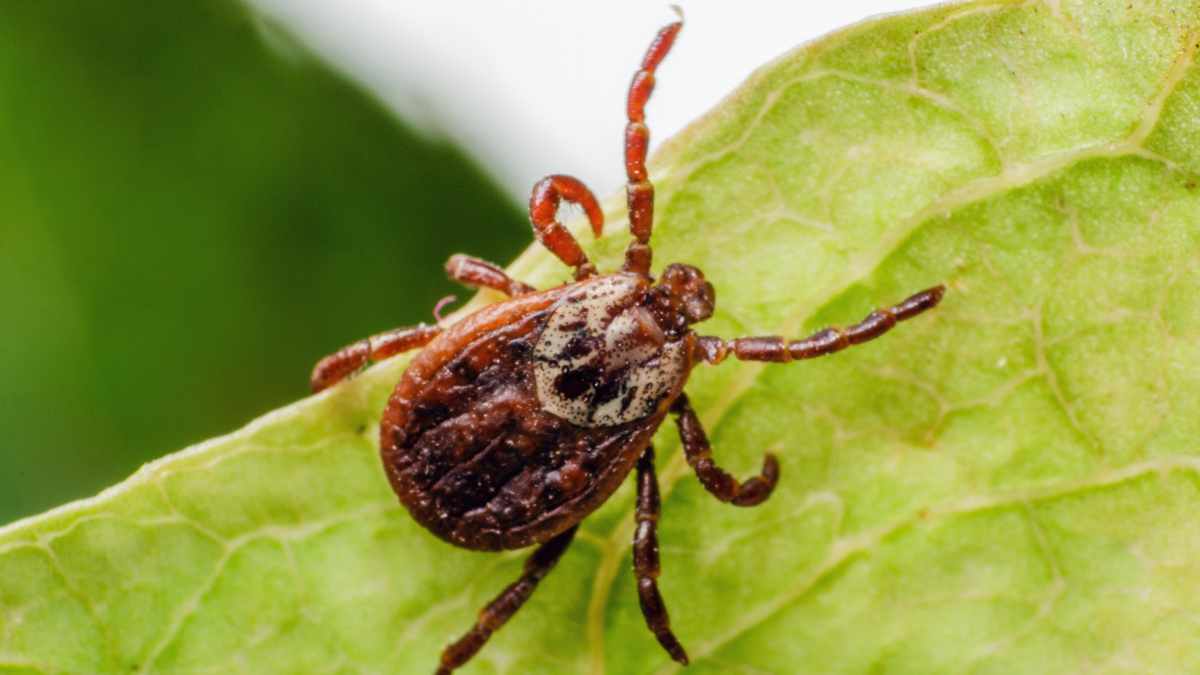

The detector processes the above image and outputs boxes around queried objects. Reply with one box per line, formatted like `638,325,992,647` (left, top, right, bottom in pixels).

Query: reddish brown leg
621,20,683,277
435,526,578,675
695,286,946,366
634,445,689,665
445,254,535,297
529,175,604,281
672,394,779,507
310,324,442,393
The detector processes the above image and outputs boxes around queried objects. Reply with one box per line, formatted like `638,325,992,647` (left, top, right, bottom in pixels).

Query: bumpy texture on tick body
309,18,946,675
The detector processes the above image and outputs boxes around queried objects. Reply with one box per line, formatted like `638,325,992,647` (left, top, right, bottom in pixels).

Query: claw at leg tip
929,284,947,305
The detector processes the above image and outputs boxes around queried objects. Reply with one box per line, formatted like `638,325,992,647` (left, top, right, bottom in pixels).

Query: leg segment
621,20,683,276
310,324,442,393
634,445,689,665
436,526,578,675
529,175,604,281
695,285,946,366
672,393,779,507
445,254,535,297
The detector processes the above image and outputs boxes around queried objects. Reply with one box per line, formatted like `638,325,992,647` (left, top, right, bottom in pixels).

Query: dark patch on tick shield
561,333,603,360
618,384,639,416
555,366,596,400
590,363,630,408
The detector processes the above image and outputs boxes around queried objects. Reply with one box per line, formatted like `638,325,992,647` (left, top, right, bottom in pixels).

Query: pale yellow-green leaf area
6,1,1200,673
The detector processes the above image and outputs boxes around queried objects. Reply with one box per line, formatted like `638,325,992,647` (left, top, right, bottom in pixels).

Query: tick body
311,18,944,675
381,275,681,552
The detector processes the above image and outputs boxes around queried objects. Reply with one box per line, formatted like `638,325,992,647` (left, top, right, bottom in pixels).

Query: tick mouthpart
659,263,715,324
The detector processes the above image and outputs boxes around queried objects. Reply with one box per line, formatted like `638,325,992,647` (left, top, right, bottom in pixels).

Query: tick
311,18,944,675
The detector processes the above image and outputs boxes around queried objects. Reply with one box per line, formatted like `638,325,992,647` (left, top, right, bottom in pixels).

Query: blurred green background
0,0,528,525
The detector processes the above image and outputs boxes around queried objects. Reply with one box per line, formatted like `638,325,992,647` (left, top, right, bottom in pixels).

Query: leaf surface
7,1,1200,673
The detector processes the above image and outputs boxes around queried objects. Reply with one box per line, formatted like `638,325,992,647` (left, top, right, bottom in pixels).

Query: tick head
660,263,715,325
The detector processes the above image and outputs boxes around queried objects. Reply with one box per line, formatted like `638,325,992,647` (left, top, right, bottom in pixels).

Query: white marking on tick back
534,275,687,428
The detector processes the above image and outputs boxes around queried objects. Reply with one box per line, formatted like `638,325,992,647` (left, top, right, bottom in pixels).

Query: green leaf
6,1,1200,673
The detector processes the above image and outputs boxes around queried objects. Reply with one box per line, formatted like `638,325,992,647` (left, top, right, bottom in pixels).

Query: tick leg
672,393,779,507
621,19,683,276
435,526,578,675
695,286,946,366
445,254,535,297
310,324,442,393
634,445,690,665
529,174,604,281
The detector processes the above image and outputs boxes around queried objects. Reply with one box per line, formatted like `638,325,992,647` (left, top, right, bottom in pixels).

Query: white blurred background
246,1,938,202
